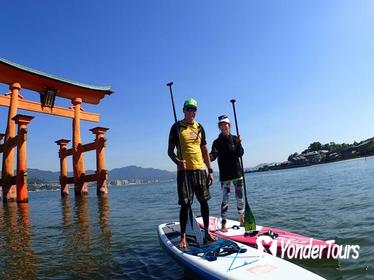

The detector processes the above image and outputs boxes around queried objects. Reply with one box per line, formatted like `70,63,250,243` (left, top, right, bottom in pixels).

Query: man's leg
177,170,192,249
179,204,188,248
221,182,230,232
200,200,216,242
194,170,216,243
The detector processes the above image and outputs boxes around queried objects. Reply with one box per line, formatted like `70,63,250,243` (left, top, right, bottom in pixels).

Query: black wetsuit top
210,134,244,182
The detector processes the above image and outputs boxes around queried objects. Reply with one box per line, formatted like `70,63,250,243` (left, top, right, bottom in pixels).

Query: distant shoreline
247,155,374,173
26,179,175,193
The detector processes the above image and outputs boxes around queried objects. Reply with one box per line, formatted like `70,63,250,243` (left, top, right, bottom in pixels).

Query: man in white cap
210,115,244,232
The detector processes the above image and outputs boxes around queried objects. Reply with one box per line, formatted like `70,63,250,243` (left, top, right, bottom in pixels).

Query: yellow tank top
170,120,206,171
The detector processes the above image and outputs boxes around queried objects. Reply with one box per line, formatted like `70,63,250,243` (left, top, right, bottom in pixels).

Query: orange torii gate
0,57,113,203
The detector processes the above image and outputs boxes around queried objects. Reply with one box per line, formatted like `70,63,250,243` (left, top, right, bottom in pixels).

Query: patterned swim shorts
177,170,210,205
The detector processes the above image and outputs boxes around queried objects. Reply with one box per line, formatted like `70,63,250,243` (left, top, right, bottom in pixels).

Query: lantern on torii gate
0,57,113,203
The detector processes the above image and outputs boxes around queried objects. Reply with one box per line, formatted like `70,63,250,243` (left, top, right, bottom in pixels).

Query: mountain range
27,165,176,182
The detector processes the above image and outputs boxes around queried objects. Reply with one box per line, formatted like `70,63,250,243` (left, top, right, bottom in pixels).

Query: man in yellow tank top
168,98,215,248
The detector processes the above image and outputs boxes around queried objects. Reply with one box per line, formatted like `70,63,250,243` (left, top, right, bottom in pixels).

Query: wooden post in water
0,133,5,153
13,114,34,203
2,82,21,202
72,97,88,195
56,139,71,196
0,133,5,193
90,127,109,195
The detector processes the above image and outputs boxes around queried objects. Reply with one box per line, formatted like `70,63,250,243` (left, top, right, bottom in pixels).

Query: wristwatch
208,168,213,174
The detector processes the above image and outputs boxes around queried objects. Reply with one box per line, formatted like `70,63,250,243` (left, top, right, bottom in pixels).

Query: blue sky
1,1,374,172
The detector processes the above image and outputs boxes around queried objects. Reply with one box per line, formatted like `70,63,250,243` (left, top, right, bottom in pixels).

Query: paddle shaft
167,82,186,167
230,99,249,205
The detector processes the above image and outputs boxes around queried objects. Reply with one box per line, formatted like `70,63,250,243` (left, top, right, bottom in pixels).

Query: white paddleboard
158,222,325,280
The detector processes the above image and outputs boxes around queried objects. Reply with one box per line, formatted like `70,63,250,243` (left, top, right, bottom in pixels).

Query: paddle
167,82,203,246
230,99,257,235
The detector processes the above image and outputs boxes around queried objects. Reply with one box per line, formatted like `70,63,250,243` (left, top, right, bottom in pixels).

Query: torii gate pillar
55,139,71,196
72,97,88,196
13,114,34,203
90,127,109,195
2,82,21,202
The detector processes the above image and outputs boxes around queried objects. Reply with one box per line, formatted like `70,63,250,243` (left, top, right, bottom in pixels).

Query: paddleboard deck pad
158,222,325,280
196,216,337,259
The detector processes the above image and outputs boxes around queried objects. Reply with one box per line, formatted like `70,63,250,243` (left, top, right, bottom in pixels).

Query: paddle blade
244,201,256,233
185,208,204,246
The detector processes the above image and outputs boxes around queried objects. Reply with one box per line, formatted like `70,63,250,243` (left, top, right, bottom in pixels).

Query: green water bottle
244,204,257,235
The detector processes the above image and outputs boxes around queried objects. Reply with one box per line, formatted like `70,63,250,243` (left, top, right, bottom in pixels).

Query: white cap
218,115,230,124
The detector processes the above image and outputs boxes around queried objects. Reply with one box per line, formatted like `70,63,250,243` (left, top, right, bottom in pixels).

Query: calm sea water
1,157,373,279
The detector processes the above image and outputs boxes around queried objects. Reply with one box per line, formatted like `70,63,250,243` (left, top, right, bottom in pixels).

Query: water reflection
0,203,37,280
97,196,112,274
61,196,112,278
98,196,110,228
74,196,91,250
0,196,113,279
61,196,72,225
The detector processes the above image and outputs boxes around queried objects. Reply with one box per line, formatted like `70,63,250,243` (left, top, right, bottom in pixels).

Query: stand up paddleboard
196,216,337,259
158,222,325,280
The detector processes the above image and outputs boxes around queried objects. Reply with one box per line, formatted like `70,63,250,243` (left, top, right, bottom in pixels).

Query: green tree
308,142,322,152
321,143,331,151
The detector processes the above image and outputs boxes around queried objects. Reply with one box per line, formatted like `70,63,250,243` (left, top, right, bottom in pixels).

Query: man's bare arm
201,144,214,186
168,143,186,168
201,144,212,170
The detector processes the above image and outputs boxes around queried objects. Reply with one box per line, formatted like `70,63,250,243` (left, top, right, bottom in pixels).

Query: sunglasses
185,107,197,112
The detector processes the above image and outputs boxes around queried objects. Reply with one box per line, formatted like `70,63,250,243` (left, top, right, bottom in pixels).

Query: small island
252,137,374,172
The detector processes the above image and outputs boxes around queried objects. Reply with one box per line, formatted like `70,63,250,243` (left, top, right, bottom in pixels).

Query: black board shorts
177,170,210,205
